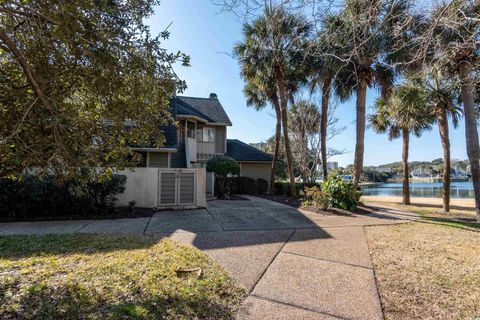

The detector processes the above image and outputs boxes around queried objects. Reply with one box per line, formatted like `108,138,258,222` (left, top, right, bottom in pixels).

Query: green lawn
0,234,245,319
364,201,480,231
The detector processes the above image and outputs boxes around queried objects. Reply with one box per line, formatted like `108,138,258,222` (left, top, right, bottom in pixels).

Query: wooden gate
158,169,197,207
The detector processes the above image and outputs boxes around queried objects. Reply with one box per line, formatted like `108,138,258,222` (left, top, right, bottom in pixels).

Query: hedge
0,174,126,221
215,177,268,196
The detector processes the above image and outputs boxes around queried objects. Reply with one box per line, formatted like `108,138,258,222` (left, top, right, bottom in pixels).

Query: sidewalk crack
250,295,349,320
248,229,295,294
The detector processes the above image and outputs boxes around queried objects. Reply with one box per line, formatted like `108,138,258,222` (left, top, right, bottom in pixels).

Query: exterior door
158,169,197,207
178,170,196,205
158,170,177,206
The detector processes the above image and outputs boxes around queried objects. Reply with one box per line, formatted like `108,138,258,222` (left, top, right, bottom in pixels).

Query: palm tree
237,62,282,194
429,0,480,221
319,0,419,186
407,70,462,212
369,85,433,205
309,36,340,180
234,6,312,197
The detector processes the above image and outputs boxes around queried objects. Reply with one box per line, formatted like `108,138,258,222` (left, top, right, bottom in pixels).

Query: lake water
361,181,475,198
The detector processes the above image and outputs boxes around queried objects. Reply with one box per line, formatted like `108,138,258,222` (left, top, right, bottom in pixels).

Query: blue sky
148,0,469,167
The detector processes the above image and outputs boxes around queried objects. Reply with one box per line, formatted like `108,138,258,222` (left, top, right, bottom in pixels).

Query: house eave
237,160,273,163
130,147,177,153
176,115,232,126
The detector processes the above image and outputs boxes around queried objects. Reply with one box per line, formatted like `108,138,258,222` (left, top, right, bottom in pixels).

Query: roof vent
209,93,218,99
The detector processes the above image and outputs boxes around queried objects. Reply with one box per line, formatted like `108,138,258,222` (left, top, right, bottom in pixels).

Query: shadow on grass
0,235,245,319
0,233,158,259
419,216,480,231
1,281,239,320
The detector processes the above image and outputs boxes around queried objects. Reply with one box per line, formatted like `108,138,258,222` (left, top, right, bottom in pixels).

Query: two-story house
131,93,273,186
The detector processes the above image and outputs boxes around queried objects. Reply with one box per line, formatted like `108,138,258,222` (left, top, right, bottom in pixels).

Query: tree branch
0,28,51,111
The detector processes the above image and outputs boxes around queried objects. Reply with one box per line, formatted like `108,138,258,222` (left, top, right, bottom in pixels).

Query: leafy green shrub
303,186,331,210
321,175,359,211
0,174,126,221
206,155,240,176
207,156,240,198
86,175,127,211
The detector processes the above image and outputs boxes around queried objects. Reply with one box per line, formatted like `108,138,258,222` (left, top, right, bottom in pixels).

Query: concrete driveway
0,196,418,320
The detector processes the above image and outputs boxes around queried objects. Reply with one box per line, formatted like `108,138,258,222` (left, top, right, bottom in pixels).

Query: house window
202,127,215,142
196,125,203,142
186,121,195,138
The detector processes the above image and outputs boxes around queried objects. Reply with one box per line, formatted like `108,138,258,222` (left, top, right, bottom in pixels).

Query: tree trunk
402,127,410,205
458,61,480,222
320,78,331,180
353,77,367,185
275,65,296,197
269,96,282,195
436,107,450,213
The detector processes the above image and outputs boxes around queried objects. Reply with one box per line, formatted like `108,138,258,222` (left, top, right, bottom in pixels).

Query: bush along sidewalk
0,174,126,221
303,175,360,211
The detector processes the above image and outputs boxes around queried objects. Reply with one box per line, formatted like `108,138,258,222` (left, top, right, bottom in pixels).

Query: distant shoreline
387,177,470,183
361,195,475,208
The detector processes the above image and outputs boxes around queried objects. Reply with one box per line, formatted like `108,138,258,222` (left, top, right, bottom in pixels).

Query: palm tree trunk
274,65,296,197
402,127,410,205
270,96,282,195
320,79,331,179
354,77,367,185
436,107,450,213
458,61,480,222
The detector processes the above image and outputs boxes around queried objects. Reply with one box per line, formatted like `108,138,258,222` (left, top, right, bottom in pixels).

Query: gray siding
215,126,226,154
149,152,169,168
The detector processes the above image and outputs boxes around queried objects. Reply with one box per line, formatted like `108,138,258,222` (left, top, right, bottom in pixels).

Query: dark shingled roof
226,139,273,162
176,96,232,125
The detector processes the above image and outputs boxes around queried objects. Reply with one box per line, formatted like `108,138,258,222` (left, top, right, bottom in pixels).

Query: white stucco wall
196,168,207,208
116,168,159,208
115,168,206,209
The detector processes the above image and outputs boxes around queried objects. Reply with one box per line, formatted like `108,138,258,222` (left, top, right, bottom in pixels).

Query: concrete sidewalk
0,196,419,320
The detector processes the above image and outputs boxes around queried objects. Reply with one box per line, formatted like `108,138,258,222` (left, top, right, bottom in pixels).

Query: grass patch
0,234,245,319
365,201,480,231
365,223,480,320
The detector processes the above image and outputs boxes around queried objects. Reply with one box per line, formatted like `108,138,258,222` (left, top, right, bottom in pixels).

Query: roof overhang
177,114,209,123
237,160,273,163
176,115,232,126
130,147,177,153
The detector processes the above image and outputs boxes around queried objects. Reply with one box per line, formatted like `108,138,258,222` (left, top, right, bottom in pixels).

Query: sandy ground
361,195,475,209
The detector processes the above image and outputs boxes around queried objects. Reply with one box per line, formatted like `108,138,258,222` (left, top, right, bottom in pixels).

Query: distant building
411,167,431,178
376,167,393,173
316,162,338,177
451,167,469,179
326,162,338,171
249,142,268,151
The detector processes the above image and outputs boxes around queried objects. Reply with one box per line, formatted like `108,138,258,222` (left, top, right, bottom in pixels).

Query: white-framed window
186,121,196,138
196,125,203,142
202,127,215,142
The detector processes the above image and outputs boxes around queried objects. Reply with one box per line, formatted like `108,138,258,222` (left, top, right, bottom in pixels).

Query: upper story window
203,127,215,142
196,125,203,142
196,126,215,142
186,121,195,138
